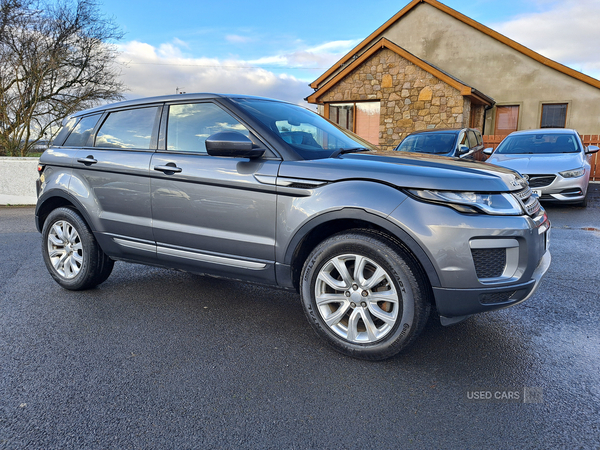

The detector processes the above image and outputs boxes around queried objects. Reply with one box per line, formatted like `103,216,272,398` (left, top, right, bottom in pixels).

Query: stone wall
319,48,469,150
470,103,485,131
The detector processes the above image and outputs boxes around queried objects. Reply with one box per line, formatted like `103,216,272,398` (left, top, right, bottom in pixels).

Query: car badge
510,177,523,188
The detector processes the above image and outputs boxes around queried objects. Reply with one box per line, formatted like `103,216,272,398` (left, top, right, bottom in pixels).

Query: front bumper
387,195,551,325
433,249,551,324
532,172,589,203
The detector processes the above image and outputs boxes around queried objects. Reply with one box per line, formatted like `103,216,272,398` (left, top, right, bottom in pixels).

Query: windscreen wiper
329,147,370,158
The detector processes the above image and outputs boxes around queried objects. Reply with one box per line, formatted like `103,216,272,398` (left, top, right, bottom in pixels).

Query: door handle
77,156,97,165
154,164,182,174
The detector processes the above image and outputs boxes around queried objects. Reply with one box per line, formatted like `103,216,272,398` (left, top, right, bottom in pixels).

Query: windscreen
396,133,456,155
233,98,377,159
494,133,581,154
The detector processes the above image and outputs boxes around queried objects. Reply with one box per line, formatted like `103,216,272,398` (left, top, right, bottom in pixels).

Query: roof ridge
306,37,494,106
309,0,600,91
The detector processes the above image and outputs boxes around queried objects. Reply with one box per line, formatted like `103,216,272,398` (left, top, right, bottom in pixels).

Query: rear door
150,101,280,283
69,105,161,262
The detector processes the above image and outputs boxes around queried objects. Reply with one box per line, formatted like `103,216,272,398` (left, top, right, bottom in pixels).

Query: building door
494,105,519,135
355,102,380,145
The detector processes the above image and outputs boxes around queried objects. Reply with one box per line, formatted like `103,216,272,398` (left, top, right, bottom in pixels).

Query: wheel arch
35,190,95,234
282,208,440,292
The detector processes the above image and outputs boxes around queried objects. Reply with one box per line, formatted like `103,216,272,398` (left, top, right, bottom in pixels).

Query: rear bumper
433,249,551,323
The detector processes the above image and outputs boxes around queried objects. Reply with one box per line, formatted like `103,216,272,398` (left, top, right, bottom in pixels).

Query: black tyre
300,230,431,360
41,207,114,290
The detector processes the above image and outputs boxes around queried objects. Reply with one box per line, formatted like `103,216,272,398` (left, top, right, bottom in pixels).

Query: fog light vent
471,248,506,279
479,291,516,305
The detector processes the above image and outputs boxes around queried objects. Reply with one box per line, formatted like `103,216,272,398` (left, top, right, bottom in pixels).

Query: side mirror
483,147,494,156
205,131,265,159
585,145,599,154
457,144,469,155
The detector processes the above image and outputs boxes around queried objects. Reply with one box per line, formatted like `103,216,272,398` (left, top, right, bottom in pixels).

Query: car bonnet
487,152,584,174
278,151,525,193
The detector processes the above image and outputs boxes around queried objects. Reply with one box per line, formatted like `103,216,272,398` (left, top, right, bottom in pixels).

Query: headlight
559,167,585,178
407,189,524,215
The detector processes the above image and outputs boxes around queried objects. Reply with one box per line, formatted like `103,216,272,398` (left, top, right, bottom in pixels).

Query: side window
467,130,478,148
63,114,102,147
95,107,159,149
167,103,249,153
475,131,483,146
458,132,469,148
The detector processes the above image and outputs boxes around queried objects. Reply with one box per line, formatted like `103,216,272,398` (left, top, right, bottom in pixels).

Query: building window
329,103,354,131
494,105,519,135
329,102,380,145
541,103,567,128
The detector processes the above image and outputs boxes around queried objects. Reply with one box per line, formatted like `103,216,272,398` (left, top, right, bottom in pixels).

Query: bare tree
0,0,126,156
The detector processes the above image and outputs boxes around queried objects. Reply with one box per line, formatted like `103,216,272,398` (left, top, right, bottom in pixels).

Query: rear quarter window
62,114,102,147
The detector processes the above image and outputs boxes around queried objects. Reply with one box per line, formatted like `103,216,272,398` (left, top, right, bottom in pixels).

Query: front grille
479,291,516,305
526,174,556,188
513,187,541,216
471,248,506,278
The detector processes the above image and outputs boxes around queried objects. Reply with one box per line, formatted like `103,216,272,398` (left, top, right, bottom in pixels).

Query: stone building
307,0,600,150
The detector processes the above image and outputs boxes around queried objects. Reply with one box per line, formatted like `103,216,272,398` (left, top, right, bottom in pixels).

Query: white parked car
484,129,599,207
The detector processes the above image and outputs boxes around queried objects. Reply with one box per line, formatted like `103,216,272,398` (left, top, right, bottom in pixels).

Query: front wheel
41,207,114,290
300,230,431,360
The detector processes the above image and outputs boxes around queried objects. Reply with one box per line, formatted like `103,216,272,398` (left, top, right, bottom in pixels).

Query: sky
98,0,600,107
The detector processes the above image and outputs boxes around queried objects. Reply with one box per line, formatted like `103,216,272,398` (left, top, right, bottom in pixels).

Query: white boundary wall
0,157,39,205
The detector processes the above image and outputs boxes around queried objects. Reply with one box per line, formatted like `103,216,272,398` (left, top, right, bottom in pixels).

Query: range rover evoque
35,94,551,360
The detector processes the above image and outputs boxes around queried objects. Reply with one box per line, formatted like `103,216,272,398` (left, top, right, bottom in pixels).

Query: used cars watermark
465,387,543,403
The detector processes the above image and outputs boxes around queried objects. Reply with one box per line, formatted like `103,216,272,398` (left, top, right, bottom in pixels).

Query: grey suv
36,94,551,360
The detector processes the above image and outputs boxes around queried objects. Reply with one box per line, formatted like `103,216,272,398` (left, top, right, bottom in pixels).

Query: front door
150,101,280,283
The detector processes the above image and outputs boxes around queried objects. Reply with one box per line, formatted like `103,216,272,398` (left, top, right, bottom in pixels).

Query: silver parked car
484,129,599,207
36,94,551,360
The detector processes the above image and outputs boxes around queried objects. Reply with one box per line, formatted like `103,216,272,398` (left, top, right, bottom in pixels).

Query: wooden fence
483,135,600,182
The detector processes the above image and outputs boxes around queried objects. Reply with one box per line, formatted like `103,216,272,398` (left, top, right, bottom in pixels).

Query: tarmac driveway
0,200,599,449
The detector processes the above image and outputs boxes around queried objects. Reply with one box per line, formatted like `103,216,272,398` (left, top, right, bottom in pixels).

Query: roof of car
507,128,578,136
405,128,476,136
72,93,285,117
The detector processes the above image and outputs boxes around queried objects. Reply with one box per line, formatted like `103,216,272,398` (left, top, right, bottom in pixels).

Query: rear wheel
42,207,114,290
300,230,430,360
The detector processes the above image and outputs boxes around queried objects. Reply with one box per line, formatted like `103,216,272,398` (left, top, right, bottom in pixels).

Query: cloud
225,34,253,44
248,39,361,69
172,38,190,49
115,38,360,106
492,0,600,79
116,41,315,106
